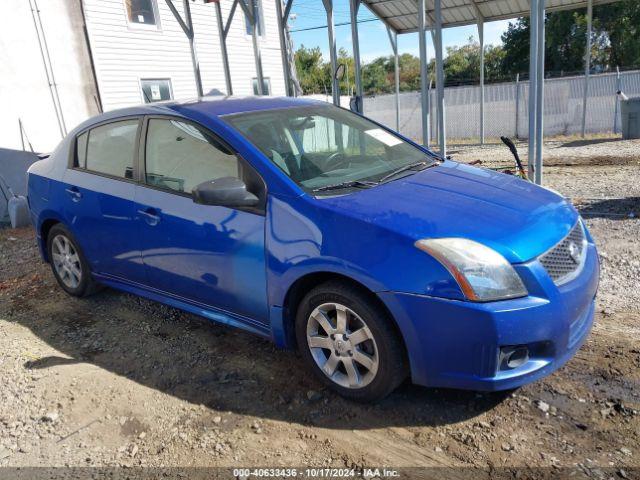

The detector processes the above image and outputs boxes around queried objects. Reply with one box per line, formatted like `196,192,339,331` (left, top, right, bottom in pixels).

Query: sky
288,0,513,63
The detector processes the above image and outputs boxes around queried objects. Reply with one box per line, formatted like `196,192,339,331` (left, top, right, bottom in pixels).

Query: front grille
539,221,586,285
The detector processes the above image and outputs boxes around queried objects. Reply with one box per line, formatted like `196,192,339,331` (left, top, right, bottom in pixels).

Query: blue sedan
27,97,599,402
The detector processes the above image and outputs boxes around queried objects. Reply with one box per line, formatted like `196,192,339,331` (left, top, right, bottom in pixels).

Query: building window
141,79,173,103
125,0,159,27
252,77,271,95
244,0,265,36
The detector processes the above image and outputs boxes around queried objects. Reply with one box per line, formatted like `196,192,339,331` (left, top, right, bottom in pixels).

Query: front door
134,117,268,324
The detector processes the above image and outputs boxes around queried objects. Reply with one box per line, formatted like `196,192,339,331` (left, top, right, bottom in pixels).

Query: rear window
82,120,139,179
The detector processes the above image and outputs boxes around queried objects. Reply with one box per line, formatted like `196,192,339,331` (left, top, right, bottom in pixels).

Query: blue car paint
27,97,600,391
61,167,148,285
133,185,268,323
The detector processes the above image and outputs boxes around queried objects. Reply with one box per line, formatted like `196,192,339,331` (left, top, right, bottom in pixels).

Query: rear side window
84,120,139,179
76,131,88,168
144,119,239,193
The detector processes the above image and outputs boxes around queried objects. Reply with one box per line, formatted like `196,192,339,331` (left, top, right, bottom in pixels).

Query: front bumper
379,243,600,391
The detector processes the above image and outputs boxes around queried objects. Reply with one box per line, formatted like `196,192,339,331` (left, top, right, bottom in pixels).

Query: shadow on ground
576,196,640,220
10,287,510,430
560,137,622,148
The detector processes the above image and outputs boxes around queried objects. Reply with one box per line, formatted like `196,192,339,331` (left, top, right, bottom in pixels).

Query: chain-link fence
362,70,640,144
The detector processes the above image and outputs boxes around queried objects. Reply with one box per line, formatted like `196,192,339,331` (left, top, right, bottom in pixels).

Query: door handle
137,208,161,226
65,187,82,202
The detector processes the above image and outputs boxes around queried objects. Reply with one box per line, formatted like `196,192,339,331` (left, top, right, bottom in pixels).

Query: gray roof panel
365,0,620,33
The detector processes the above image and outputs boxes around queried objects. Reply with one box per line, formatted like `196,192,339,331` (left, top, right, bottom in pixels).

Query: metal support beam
418,0,429,146
30,0,66,137
350,0,363,113
322,0,340,105
237,0,252,21
515,73,520,138
534,0,545,185
215,0,233,95
284,0,294,20
224,0,239,37
244,0,265,95
434,0,446,156
581,0,592,137
183,0,203,97
387,26,400,131
613,66,621,133
276,0,293,96
478,19,485,144
470,0,484,144
527,0,538,181
166,0,203,97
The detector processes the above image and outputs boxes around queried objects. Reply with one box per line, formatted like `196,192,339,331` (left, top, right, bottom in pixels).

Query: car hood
318,161,578,263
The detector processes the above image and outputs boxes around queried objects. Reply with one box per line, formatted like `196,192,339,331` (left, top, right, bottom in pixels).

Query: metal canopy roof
364,0,617,34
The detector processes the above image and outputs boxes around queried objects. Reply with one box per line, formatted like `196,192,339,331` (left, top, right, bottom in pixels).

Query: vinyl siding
84,0,286,111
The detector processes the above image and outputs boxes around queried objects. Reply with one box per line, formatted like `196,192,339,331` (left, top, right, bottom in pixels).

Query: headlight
415,238,528,301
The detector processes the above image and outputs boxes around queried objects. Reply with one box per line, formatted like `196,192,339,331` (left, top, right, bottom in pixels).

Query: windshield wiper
378,161,431,184
312,180,378,193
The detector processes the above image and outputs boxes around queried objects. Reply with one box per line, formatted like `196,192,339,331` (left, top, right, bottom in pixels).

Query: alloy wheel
306,302,379,389
51,234,82,289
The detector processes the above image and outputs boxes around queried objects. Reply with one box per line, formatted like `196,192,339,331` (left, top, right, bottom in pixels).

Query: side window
76,131,88,168
85,120,139,179
144,119,240,194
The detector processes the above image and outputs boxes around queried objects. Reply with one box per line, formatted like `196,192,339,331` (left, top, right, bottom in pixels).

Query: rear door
60,118,146,283
134,116,268,324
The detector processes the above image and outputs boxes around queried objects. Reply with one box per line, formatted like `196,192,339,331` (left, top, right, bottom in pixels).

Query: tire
295,280,407,402
46,224,99,297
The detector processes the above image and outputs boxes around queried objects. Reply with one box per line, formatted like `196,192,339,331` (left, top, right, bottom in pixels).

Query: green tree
500,17,532,75
501,13,593,76
361,57,390,95
444,37,480,84
484,45,507,81
440,38,507,85
596,0,640,67
501,0,640,76
294,45,330,95
398,53,421,91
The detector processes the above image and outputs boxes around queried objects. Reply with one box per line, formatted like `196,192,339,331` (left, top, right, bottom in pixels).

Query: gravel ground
0,136,638,476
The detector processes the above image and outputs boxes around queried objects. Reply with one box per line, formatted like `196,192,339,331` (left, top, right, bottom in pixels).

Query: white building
1,0,287,153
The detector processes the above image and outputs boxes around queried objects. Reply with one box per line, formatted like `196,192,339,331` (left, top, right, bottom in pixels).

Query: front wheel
295,281,407,402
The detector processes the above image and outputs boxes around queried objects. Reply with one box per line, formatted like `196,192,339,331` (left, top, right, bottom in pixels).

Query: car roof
75,96,326,133
169,95,325,117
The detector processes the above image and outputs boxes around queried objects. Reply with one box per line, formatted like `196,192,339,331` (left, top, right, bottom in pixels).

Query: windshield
224,104,438,194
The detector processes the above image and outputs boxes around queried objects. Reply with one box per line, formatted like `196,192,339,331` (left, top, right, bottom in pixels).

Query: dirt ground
0,135,639,477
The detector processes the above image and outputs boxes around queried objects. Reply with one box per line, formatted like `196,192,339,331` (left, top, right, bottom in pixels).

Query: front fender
265,193,464,349
268,256,389,308
266,193,465,307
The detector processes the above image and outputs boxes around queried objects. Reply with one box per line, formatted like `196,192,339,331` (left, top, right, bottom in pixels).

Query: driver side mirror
192,177,259,208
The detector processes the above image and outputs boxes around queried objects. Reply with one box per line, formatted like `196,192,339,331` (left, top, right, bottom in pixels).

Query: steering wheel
324,151,350,171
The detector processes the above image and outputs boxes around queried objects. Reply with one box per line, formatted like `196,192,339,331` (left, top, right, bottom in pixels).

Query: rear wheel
295,281,406,402
47,224,99,297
